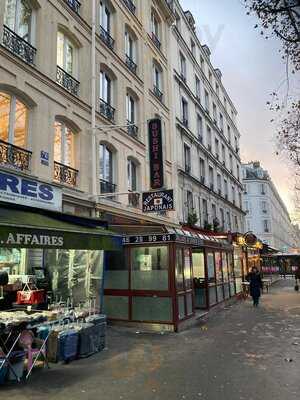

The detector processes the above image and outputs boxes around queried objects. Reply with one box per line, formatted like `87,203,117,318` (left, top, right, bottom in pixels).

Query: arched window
126,91,139,138
152,61,163,101
127,158,139,207
151,9,161,49
0,92,28,148
124,26,138,74
99,0,115,50
100,68,116,121
99,143,116,193
54,121,75,167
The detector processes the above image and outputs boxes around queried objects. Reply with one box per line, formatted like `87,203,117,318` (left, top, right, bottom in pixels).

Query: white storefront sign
0,171,62,212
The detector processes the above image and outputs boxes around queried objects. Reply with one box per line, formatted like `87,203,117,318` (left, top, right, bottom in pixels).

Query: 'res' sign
148,118,164,190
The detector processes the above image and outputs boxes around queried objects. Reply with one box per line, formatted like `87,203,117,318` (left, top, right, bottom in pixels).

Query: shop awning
0,206,122,250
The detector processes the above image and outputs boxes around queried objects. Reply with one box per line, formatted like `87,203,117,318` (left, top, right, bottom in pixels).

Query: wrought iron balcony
99,26,114,50
100,99,115,122
128,191,140,208
153,85,163,102
2,25,36,65
127,121,139,138
100,179,117,195
0,140,31,171
54,161,78,186
151,32,161,50
125,54,137,74
123,0,136,14
65,0,81,13
56,66,80,96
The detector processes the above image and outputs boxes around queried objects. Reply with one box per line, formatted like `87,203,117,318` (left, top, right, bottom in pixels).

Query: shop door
175,247,194,320
192,250,208,309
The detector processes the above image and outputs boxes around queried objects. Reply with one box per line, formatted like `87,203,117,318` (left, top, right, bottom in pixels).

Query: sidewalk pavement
2,279,300,400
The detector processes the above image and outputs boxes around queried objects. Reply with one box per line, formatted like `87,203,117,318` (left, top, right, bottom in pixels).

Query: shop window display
131,246,168,291
104,250,128,289
207,253,217,306
184,248,192,289
234,246,243,293
175,248,184,290
192,251,206,308
215,252,223,283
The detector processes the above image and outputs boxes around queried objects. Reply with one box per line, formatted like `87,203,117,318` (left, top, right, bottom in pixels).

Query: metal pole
91,0,97,198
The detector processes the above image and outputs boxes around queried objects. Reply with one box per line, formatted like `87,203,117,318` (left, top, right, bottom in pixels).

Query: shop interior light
237,236,246,246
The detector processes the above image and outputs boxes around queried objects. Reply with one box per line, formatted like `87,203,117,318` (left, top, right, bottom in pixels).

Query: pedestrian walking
246,267,263,307
294,266,300,291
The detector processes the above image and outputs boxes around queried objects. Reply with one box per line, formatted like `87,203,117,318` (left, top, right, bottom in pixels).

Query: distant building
242,162,298,251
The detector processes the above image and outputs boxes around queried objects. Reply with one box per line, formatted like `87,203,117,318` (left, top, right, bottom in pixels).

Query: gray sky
180,0,295,214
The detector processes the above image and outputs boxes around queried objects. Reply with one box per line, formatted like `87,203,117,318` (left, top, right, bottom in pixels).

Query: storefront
103,226,235,331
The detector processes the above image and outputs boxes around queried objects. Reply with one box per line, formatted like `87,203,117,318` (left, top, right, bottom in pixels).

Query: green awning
0,206,122,250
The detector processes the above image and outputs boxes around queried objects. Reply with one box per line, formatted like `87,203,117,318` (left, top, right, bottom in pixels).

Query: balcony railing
127,121,139,138
2,25,36,65
100,99,115,122
123,0,136,14
153,85,163,102
100,179,117,195
56,66,80,96
125,54,137,74
99,26,114,50
0,140,31,171
54,161,78,186
151,32,161,50
128,191,140,208
65,0,81,13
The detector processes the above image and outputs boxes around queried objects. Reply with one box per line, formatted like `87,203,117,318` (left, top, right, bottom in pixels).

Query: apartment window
229,154,233,173
217,174,221,195
175,11,181,31
208,70,212,84
125,29,137,73
57,31,76,77
261,183,266,195
224,96,227,111
215,138,219,159
235,136,238,152
237,165,240,181
263,220,270,233
4,0,33,43
209,166,214,190
0,92,28,148
184,144,191,173
216,83,219,97
200,158,205,182
243,183,248,193
127,159,137,191
234,216,239,231
187,190,193,213
232,186,235,204
191,39,196,56
224,179,228,198
213,103,217,124
220,208,224,229
181,98,188,126
202,199,208,224
222,144,226,165
219,113,224,132
227,125,231,144
100,143,114,191
151,11,160,47
244,201,249,213
227,211,231,231
211,203,217,219
195,76,201,99
153,62,163,96
180,52,187,80
261,201,267,213
204,90,210,113
100,71,113,104
54,121,75,168
100,1,112,33
197,114,203,140
126,93,138,137
239,192,242,209
207,126,212,150
200,56,205,72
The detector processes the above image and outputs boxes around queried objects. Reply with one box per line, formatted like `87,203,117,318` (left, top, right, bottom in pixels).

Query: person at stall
246,267,263,307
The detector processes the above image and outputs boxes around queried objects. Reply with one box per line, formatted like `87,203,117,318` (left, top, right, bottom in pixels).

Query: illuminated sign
148,118,164,189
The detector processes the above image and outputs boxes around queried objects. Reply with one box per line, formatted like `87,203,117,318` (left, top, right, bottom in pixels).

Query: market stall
0,202,122,384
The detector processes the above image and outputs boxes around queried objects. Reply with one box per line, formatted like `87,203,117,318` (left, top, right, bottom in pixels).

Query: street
2,279,300,400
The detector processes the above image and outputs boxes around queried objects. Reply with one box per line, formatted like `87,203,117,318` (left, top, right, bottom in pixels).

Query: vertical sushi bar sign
149,118,164,189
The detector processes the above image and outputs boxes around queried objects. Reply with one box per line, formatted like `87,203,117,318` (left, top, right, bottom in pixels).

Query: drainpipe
91,0,97,200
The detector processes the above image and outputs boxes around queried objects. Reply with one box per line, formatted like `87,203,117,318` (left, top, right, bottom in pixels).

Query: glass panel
54,121,62,163
207,252,215,283
14,98,27,147
230,281,236,296
184,248,192,289
132,297,172,322
175,248,184,291
131,246,168,291
177,296,185,320
65,41,74,75
235,278,242,294
194,287,206,308
57,31,64,68
18,0,32,41
228,253,234,280
224,284,230,299
209,286,217,306
222,252,229,282
0,92,10,142
103,296,129,319
215,252,223,283
0,248,27,276
65,126,74,167
186,293,193,315
192,251,205,278
217,285,224,302
104,250,128,289
4,0,17,31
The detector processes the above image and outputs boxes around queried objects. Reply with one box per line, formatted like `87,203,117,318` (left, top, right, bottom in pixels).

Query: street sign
148,118,164,189
142,189,174,213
